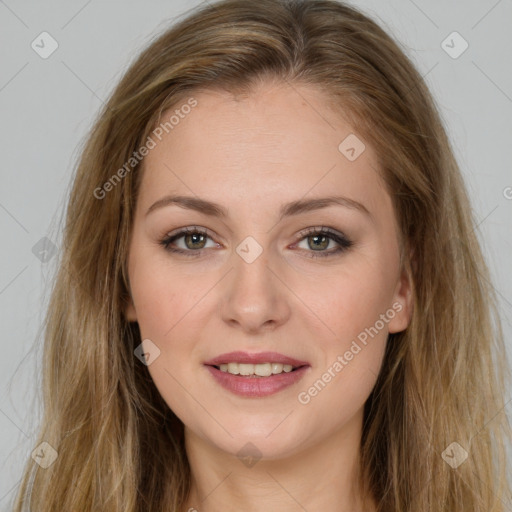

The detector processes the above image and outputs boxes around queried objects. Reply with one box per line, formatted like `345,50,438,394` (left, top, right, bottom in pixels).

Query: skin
125,80,413,512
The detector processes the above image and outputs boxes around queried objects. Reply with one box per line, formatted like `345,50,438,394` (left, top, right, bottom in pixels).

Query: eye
159,226,218,256
293,226,353,258
159,225,353,258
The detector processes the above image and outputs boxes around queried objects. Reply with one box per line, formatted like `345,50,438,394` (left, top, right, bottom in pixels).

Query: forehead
138,81,390,221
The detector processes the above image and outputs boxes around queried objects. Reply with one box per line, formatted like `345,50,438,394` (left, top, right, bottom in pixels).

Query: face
125,80,413,460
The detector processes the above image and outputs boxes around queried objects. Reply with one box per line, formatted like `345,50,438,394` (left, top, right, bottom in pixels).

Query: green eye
160,226,353,258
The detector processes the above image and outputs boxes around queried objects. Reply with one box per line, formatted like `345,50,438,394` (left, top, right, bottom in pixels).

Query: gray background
1,0,511,509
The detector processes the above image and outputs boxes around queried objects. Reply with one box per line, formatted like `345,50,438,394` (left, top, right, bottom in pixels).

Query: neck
182,409,376,512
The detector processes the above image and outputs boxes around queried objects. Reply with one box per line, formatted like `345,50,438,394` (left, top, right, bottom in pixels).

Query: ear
387,251,414,334
124,294,138,323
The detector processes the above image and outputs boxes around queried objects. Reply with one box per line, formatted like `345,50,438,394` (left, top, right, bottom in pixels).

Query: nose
220,245,291,334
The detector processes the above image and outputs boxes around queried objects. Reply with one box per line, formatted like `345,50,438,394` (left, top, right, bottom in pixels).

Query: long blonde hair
12,0,511,510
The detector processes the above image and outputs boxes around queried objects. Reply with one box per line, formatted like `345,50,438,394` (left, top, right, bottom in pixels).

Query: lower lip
205,365,310,397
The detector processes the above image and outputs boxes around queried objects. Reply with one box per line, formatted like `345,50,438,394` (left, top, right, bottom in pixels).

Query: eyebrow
145,194,373,222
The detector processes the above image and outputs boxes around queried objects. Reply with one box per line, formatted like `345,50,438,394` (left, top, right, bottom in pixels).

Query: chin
196,416,310,461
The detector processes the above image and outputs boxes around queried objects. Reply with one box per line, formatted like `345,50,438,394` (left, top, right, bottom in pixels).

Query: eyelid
162,225,218,244
159,225,353,257
296,225,346,241
160,226,220,252
291,226,353,257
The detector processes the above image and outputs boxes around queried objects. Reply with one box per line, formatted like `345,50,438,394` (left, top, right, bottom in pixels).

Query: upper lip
204,351,309,368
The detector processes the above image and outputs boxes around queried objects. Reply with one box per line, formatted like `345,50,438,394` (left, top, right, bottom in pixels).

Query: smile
205,365,310,397
217,362,296,376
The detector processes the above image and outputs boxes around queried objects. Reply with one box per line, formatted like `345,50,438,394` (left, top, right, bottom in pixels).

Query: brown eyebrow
145,194,373,222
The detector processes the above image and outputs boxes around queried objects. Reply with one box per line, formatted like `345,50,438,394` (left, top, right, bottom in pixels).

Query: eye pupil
186,233,206,249
309,235,329,250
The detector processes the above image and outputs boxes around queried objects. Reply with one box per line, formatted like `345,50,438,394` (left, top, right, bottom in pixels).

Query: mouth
210,362,306,377
203,351,310,397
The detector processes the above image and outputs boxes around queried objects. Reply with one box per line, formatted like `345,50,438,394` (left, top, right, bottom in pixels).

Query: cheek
309,282,388,395
296,271,390,425
129,253,204,339
129,261,209,426
292,256,394,401
300,260,396,348
131,278,176,339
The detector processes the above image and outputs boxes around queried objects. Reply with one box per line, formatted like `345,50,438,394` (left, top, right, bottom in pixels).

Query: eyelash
159,226,353,259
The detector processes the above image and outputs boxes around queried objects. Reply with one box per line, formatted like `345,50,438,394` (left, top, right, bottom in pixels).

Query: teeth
218,363,295,376
227,362,239,375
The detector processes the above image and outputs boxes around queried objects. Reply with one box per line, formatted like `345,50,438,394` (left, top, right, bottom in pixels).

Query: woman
13,0,511,510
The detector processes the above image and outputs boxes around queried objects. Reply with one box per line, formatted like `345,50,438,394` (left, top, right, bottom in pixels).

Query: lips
203,350,309,368
205,365,310,397
203,351,311,398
